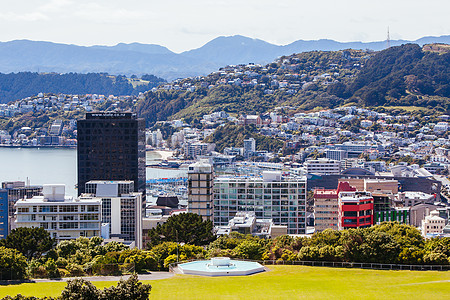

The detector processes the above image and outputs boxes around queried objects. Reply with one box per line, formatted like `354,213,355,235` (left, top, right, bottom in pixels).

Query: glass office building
77,112,145,197
213,171,307,234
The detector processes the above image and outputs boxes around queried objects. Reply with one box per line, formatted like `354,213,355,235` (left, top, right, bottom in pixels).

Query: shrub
44,259,60,278
0,246,28,280
66,263,84,277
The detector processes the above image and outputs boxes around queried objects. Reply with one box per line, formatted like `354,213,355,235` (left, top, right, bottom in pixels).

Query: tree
101,274,151,300
298,246,320,261
360,231,401,263
147,213,215,247
60,278,101,300
233,240,265,260
44,258,60,278
59,274,151,300
1,227,55,260
0,246,28,280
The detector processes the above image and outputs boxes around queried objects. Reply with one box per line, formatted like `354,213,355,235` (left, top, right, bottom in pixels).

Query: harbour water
0,148,187,197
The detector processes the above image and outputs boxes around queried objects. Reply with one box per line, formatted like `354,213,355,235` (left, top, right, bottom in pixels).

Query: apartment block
326,149,348,161
421,210,445,236
2,181,43,233
305,158,341,175
313,188,338,232
188,161,214,221
213,171,307,234
82,180,143,249
15,184,101,241
338,185,374,230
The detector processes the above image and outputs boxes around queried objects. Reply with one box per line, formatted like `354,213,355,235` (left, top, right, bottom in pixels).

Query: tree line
1,215,449,283
0,72,165,103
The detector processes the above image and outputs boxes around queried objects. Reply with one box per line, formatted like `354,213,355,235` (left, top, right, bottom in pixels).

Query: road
31,272,174,283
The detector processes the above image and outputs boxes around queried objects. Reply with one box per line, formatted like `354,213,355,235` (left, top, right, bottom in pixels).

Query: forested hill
0,72,165,103
345,44,450,109
137,43,450,126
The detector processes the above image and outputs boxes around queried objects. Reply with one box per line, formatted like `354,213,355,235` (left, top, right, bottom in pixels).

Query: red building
337,182,374,230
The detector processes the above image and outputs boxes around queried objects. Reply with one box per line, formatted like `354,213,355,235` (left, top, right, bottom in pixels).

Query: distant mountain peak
0,35,449,80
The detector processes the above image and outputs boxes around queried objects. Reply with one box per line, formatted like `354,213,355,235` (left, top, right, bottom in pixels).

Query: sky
0,0,448,53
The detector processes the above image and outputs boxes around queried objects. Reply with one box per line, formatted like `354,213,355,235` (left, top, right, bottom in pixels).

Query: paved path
31,272,174,283
395,280,450,286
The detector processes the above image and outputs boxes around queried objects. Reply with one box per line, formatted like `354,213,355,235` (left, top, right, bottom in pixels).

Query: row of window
214,200,305,206
214,194,303,200
17,205,99,213
214,182,305,189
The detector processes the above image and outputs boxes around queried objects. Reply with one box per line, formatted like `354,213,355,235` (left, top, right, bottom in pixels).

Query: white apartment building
15,184,101,241
184,142,209,159
434,122,449,133
325,149,348,161
82,180,143,249
421,210,445,236
305,158,341,175
213,171,307,234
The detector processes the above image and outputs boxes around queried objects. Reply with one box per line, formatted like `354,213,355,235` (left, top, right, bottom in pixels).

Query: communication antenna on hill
386,26,391,49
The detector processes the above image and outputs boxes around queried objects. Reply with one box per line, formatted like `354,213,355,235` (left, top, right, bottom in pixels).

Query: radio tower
386,27,391,49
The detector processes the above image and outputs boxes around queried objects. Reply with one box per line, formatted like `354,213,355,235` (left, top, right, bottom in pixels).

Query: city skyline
0,0,448,53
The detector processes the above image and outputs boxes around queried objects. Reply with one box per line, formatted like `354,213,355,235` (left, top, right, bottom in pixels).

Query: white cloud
0,11,49,22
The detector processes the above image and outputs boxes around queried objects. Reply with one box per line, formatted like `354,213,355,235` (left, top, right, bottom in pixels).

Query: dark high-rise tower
77,112,146,197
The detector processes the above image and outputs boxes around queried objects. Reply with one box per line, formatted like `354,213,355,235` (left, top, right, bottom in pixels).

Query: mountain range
1,35,450,80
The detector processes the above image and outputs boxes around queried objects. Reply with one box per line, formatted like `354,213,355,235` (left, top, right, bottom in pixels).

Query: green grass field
1,266,449,299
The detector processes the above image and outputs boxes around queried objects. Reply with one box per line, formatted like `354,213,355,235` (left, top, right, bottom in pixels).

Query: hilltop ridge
0,35,450,80
137,44,450,125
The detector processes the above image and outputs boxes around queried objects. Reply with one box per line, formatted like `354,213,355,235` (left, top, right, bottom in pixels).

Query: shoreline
0,145,76,149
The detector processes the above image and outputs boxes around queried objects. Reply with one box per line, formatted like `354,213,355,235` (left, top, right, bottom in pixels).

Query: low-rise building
338,182,374,230
305,158,341,175
2,181,43,233
326,149,348,161
421,210,445,236
15,184,101,241
215,212,286,238
398,191,435,207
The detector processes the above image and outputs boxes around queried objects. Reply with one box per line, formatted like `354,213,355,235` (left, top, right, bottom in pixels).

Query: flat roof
15,196,100,204
86,180,133,184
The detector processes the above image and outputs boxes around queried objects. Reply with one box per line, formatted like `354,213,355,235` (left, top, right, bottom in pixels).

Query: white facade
15,184,101,242
434,122,448,133
83,181,143,249
305,158,341,175
326,149,348,161
184,142,209,159
421,210,445,236
360,120,373,128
